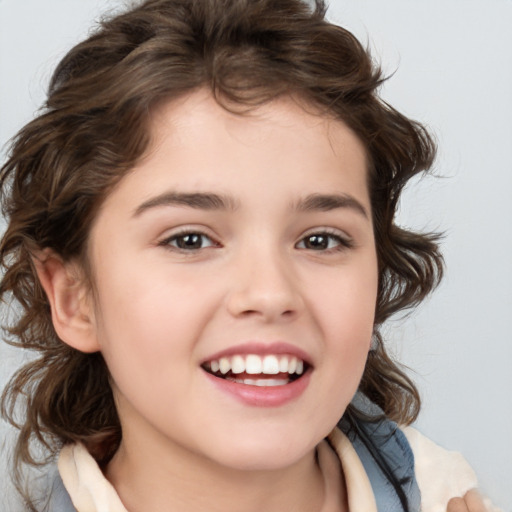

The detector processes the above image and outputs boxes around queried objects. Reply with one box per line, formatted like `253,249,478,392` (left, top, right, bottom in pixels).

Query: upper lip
201,341,313,366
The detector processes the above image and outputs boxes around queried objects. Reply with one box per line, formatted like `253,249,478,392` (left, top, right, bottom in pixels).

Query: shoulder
401,425,477,494
401,426,502,512
339,394,502,512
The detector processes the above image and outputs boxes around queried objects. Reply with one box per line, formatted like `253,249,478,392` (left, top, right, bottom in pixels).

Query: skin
448,490,489,512
35,90,490,511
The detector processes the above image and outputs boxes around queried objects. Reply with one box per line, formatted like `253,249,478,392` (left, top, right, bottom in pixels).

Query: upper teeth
208,354,304,376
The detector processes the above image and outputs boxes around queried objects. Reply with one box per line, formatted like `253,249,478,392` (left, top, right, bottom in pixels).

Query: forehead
148,91,367,159
97,90,371,220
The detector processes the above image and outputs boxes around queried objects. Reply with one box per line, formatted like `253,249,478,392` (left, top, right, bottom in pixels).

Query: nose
226,246,304,323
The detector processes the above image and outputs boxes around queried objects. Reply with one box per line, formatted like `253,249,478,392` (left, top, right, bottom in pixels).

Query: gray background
1,0,511,510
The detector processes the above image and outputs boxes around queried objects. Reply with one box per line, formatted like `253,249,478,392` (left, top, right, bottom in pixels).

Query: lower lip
203,371,312,407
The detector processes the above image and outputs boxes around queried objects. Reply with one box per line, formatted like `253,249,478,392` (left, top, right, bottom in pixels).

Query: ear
32,249,100,353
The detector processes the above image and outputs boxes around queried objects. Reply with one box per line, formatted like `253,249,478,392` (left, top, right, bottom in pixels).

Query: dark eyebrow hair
294,193,369,219
133,191,238,217
133,191,368,219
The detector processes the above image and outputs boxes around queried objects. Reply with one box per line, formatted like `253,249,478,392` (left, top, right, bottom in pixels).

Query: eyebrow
133,192,238,217
133,191,368,219
294,193,369,219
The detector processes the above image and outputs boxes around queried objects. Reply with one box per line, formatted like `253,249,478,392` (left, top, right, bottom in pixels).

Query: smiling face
84,90,378,472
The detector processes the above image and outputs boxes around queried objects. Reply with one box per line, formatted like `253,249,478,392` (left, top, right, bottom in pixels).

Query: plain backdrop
1,0,511,510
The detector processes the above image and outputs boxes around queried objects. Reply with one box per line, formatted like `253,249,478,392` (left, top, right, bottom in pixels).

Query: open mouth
201,354,309,387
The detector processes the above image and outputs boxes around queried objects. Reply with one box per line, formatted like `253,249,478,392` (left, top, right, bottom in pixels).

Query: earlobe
32,249,100,353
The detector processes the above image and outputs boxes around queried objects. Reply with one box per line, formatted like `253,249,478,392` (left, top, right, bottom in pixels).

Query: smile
202,354,306,387
201,344,312,406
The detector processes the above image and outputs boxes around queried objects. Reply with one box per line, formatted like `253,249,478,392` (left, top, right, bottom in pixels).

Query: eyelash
158,229,353,253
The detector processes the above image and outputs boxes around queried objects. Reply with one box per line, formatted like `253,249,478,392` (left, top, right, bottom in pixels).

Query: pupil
307,235,327,249
178,234,202,249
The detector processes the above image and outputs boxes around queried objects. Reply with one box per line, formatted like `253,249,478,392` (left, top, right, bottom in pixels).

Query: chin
214,450,312,473
201,428,320,472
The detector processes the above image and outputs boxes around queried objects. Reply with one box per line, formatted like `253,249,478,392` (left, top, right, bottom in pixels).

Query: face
85,90,378,472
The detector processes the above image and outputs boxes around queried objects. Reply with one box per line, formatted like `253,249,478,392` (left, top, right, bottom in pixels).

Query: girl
0,0,501,510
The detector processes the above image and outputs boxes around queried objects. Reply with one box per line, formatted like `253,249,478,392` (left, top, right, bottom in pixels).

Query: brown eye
302,234,330,250
296,232,352,251
163,232,216,251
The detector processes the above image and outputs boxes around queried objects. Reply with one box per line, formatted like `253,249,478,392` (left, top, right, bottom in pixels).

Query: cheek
314,259,378,335
90,261,222,381
93,284,198,424
308,255,378,393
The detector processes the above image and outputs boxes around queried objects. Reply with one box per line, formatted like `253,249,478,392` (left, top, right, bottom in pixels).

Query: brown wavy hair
0,0,442,502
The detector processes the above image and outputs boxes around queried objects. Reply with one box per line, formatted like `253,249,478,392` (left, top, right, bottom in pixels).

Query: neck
106,432,326,512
